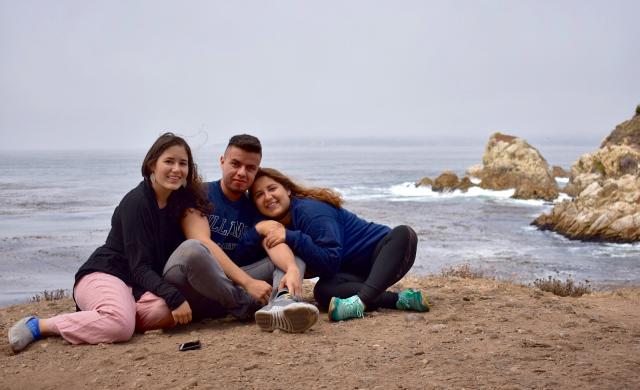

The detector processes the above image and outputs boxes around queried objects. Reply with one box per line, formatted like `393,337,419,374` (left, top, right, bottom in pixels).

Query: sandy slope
2,275,639,389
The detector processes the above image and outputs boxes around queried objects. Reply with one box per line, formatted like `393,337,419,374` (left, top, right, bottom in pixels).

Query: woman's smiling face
252,175,291,219
151,145,188,194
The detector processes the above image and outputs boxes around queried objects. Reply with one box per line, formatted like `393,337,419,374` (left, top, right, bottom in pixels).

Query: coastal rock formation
470,132,559,201
551,166,570,178
466,164,483,178
562,115,640,197
563,143,640,196
415,177,433,187
457,176,474,192
533,112,640,242
415,171,476,193
601,112,640,148
534,175,640,242
432,171,459,192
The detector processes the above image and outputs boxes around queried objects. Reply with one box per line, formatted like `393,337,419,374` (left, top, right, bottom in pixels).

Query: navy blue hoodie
242,197,390,278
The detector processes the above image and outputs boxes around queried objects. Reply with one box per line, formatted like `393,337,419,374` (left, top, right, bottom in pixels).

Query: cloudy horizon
1,0,638,151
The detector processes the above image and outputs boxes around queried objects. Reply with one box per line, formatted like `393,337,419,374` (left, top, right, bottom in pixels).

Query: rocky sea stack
467,132,559,201
415,170,476,193
533,112,640,242
416,132,562,199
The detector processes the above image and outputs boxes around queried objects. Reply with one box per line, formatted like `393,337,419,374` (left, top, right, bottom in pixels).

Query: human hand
255,220,283,236
263,225,286,248
279,267,302,297
172,301,193,326
244,278,272,305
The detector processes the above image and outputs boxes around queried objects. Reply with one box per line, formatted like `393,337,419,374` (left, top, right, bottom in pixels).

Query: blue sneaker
328,295,365,321
396,288,430,312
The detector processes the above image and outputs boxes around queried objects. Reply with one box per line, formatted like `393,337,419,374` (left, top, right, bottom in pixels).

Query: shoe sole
421,294,430,311
255,303,319,333
414,291,430,311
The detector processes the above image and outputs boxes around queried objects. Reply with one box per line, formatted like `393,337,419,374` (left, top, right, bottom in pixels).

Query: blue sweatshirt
205,180,266,266
282,198,390,277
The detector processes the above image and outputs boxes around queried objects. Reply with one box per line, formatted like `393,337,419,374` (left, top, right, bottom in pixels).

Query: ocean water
1,141,639,307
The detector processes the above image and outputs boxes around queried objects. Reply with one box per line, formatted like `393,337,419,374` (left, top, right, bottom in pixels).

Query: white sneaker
254,294,319,333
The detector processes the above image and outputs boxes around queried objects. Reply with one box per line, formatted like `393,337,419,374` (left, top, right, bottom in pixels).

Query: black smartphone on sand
178,340,201,351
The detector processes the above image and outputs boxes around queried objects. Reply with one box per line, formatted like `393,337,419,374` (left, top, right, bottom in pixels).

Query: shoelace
399,290,421,310
339,297,364,318
278,292,293,300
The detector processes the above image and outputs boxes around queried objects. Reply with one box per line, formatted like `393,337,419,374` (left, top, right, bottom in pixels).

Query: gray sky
1,0,638,150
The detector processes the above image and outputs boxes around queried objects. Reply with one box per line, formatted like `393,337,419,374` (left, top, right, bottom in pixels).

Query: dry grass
533,276,592,297
30,289,70,303
440,263,485,279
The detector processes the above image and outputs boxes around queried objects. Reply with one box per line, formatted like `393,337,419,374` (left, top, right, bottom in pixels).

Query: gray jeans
162,239,306,320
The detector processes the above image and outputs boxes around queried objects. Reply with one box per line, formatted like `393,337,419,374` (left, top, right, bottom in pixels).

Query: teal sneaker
396,288,430,312
328,295,365,321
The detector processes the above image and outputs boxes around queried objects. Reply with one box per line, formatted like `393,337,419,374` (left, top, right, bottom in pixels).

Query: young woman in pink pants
9,132,212,352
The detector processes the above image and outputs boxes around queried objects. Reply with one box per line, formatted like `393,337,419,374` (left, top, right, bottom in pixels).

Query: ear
219,155,225,167
287,189,291,197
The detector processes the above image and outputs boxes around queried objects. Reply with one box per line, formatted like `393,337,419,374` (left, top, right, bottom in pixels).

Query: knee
135,300,173,332
394,225,417,240
392,225,418,256
400,225,418,252
405,225,418,242
165,240,213,274
95,307,136,342
109,323,135,343
177,239,212,262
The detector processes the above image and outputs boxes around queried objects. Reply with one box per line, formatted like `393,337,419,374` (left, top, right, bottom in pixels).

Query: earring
150,173,155,183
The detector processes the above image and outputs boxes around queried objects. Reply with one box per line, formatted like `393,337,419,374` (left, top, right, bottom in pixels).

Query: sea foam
337,182,575,208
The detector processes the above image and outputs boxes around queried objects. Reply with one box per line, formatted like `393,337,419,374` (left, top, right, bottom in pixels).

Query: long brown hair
142,132,212,218
253,167,344,208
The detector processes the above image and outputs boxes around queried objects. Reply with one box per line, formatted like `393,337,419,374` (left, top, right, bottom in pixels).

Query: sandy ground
1,275,640,390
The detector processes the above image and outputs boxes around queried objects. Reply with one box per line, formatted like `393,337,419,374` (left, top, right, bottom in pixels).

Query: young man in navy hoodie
176,134,318,333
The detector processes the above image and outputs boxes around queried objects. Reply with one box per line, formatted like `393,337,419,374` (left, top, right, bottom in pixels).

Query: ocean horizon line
0,134,603,153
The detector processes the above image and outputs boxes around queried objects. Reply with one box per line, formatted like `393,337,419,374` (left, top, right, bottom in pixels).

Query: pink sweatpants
46,272,173,344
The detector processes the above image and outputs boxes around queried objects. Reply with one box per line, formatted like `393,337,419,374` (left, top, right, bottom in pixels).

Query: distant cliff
533,111,640,242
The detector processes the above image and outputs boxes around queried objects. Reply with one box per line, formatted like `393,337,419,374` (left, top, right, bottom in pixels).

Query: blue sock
26,317,42,340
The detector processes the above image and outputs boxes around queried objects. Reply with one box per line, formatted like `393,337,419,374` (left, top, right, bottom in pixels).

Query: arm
263,241,302,297
181,209,271,304
257,216,343,278
283,216,343,277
